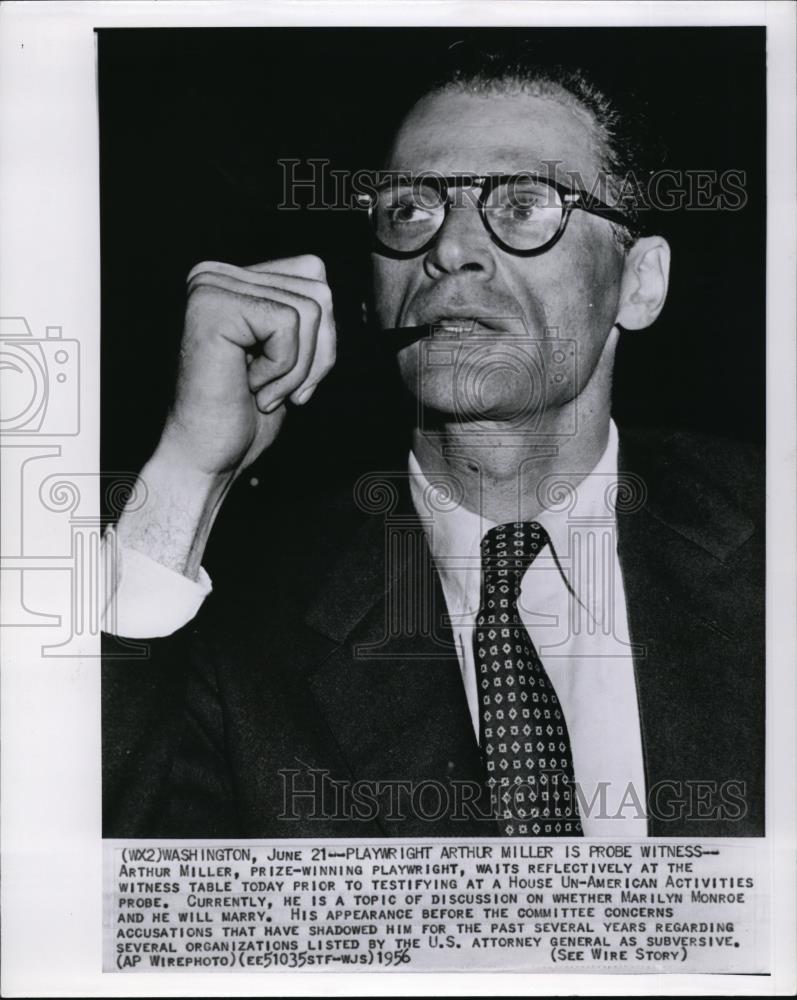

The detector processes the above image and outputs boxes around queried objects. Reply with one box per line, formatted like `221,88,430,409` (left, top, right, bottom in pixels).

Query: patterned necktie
474,522,583,837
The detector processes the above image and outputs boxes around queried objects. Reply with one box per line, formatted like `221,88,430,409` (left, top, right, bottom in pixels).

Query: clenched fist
114,254,337,580
162,254,337,477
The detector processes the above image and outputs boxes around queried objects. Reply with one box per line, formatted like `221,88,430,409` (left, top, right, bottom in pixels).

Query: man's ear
614,236,671,331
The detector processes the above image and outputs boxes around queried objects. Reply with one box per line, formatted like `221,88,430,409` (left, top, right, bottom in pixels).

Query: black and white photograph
1,2,795,994
101,26,765,840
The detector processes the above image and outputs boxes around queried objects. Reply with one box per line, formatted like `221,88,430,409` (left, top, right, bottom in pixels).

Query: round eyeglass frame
357,172,631,259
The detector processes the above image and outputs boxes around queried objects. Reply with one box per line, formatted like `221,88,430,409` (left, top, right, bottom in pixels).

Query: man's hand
163,254,336,475
112,255,336,582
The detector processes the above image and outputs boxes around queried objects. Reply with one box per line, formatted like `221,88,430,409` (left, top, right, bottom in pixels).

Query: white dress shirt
407,420,647,836
102,419,647,836
102,527,212,639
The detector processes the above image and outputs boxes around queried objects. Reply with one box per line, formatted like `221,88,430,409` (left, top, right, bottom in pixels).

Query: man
102,53,764,839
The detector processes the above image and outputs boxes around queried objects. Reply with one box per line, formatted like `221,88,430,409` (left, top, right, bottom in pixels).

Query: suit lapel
303,481,497,836
616,430,763,835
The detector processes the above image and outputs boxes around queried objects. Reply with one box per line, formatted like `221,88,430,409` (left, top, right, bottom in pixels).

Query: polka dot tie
474,522,583,837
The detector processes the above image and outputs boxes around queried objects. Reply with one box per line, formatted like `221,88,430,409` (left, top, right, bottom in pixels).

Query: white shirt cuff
101,528,212,638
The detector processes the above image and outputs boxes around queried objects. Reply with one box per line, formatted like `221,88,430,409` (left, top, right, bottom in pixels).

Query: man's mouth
381,313,511,352
432,317,479,335
422,314,503,334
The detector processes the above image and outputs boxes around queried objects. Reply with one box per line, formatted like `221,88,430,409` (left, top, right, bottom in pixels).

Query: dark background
98,27,765,575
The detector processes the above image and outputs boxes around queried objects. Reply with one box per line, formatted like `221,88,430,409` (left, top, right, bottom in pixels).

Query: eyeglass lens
373,177,564,253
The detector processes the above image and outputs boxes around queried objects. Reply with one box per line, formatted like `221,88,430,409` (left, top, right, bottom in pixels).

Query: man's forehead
386,88,604,182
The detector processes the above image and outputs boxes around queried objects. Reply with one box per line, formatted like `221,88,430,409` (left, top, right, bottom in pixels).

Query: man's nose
423,203,497,280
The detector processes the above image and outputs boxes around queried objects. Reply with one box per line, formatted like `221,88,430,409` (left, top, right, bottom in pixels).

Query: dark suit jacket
103,426,764,838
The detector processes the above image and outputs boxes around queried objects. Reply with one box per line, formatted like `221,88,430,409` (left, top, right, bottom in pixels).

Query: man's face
371,88,628,424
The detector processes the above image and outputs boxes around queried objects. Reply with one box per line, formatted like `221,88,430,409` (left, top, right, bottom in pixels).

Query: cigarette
381,323,473,350
380,325,432,350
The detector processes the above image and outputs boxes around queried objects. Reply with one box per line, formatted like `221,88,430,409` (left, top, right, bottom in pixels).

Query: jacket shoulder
617,425,764,560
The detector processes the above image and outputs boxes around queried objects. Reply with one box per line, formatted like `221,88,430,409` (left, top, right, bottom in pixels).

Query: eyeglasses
357,172,630,259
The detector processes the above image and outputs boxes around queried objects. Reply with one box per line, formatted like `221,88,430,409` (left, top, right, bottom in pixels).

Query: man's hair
421,39,654,250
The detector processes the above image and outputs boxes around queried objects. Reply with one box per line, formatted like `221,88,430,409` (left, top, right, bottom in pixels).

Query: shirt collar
408,420,620,605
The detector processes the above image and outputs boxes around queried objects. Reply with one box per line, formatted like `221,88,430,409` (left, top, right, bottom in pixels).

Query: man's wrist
115,439,236,580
